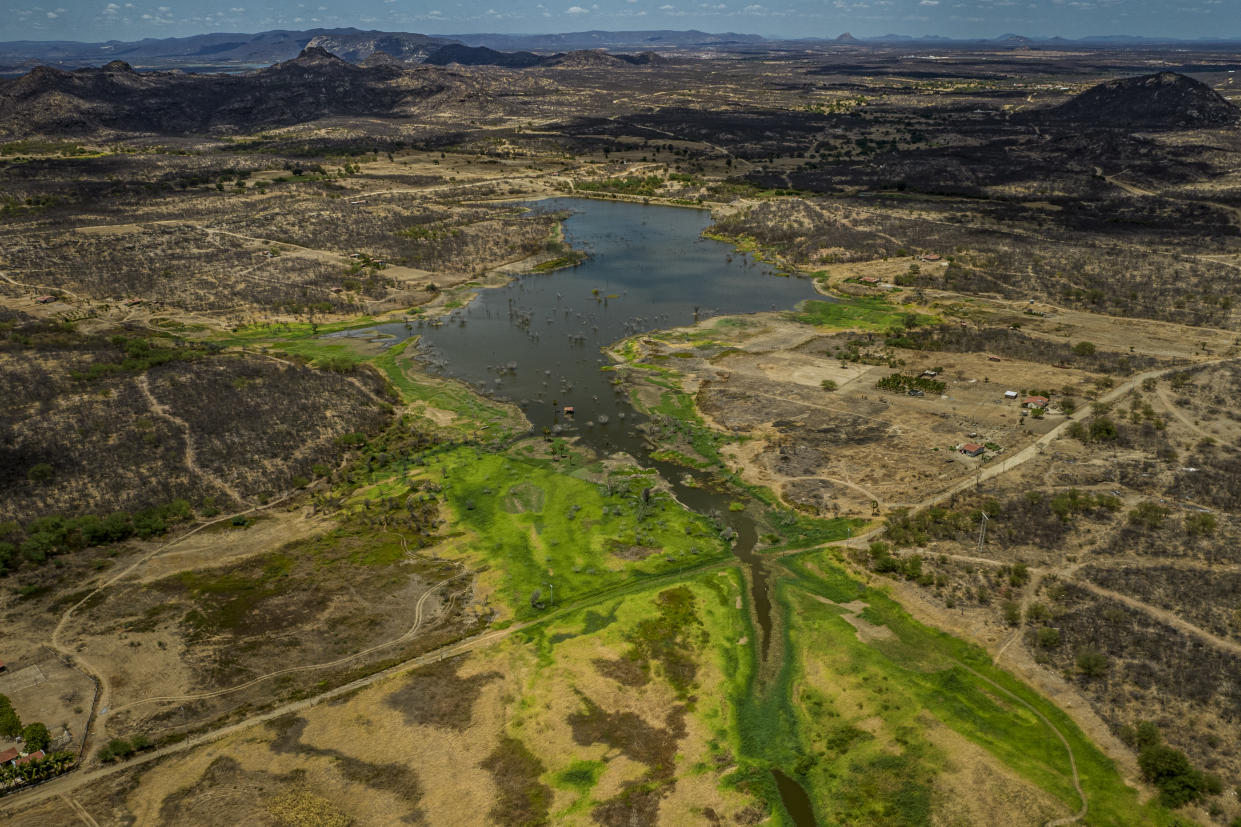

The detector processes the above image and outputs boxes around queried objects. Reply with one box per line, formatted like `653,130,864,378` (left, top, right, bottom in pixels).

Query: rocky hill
1046,71,1240,129
0,47,459,136
422,44,545,69
303,31,454,63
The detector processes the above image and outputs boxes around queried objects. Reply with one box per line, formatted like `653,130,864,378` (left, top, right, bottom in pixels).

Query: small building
35,295,57,304
563,406,575,416
330,287,344,293
960,443,985,457
859,276,880,285
14,750,44,766
921,369,939,378
1004,390,1019,399
986,354,1002,362
123,298,143,307
1024,395,1049,409
907,389,925,398
0,748,17,766
920,253,942,262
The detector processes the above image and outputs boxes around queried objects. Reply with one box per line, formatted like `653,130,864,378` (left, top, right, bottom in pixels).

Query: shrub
1075,648,1109,679
1139,743,1210,808
1036,627,1060,648
26,463,53,484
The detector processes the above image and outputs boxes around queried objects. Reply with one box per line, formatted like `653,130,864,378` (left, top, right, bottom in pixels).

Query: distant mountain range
3,28,1241,74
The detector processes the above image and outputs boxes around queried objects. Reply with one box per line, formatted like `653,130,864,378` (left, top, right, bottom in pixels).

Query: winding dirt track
105,569,471,716
135,374,247,505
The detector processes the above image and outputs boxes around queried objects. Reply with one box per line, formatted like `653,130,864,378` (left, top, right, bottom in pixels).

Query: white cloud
920,0,939,5
566,3,588,10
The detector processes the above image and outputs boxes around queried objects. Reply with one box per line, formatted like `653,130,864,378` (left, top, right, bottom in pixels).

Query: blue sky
3,0,1237,43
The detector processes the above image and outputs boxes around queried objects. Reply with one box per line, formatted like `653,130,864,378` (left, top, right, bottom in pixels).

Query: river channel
330,197,824,824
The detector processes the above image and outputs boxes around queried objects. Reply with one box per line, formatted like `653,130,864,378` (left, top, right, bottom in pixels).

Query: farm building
960,443,985,457
1024,396,1050,408
14,750,44,766
1004,390,1019,399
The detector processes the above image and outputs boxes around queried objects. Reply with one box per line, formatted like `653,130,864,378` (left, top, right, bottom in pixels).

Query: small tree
1076,648,1109,680
21,722,50,753
0,694,21,738
1139,743,1208,808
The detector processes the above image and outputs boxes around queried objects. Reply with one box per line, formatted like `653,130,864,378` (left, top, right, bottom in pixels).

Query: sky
3,0,1237,43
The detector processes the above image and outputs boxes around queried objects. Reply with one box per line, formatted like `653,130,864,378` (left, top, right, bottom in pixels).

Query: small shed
859,276,880,285
920,253,942,262
562,406,575,416
1004,390,1019,399
960,443,985,457
123,298,143,307
35,295,57,304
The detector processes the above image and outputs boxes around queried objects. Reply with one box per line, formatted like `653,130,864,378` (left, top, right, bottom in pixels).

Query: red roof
0,748,18,764
859,276,880,284
960,443,984,454
1024,396,1049,406
15,750,44,766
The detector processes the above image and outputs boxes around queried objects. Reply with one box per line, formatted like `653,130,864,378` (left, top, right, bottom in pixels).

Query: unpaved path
3,554,740,811
106,568,471,715
1155,383,1217,442
135,374,246,505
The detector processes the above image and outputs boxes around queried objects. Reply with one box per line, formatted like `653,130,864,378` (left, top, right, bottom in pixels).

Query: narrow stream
331,198,822,824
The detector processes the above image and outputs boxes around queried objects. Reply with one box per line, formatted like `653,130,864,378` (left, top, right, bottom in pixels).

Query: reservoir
332,197,823,824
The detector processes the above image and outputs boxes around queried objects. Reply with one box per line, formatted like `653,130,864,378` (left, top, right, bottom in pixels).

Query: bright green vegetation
374,339,523,439
793,296,938,332
222,317,384,345
503,570,753,820
722,550,1175,826
484,547,1168,826
419,447,728,619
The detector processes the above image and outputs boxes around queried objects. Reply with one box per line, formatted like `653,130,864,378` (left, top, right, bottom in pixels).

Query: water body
331,198,822,823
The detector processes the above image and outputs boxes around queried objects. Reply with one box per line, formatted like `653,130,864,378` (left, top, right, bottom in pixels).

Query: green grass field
420,447,730,619
793,296,938,332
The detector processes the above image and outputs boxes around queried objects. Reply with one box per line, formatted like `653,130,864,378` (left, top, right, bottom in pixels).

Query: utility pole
976,512,989,556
